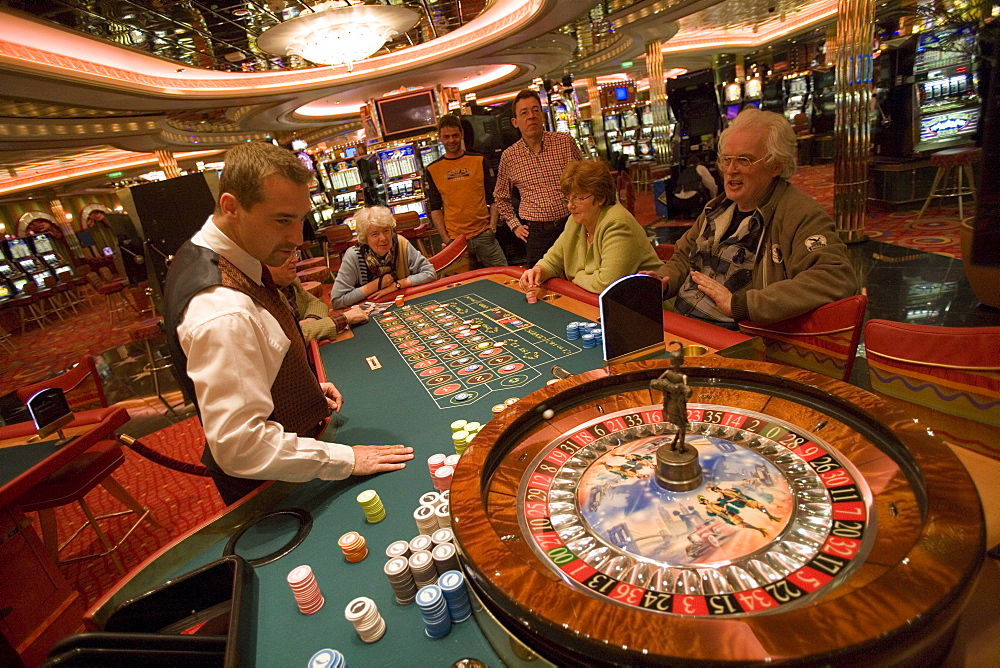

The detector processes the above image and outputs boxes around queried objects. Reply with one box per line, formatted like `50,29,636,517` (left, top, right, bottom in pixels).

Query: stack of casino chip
385,539,410,560
356,489,385,524
384,556,417,605
308,649,345,668
581,332,596,348
433,465,454,492
419,491,441,509
440,490,450,505
450,419,468,435
438,570,472,623
338,531,368,562
592,327,603,346
450,430,469,455
431,527,454,546
415,584,452,639
287,565,324,614
444,454,461,469
432,542,460,574
409,534,433,554
344,596,386,643
414,504,438,534
464,422,481,435
408,550,438,588
427,454,447,479
434,502,451,528
566,321,580,340
504,397,519,407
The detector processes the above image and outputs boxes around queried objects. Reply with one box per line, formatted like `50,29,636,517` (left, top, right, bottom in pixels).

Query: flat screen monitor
0,262,14,277
7,238,31,259
376,90,438,140
726,104,741,119
32,234,54,253
615,85,629,102
344,146,358,158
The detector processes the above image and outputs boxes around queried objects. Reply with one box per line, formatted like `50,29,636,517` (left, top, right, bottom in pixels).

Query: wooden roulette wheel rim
450,358,985,666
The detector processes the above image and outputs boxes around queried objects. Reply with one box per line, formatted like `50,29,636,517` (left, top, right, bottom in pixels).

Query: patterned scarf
674,203,764,324
358,234,412,285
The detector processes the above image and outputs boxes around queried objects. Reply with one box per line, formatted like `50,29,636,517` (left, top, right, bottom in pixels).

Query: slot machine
6,238,53,288
723,82,743,122
913,27,980,151
31,234,73,279
743,78,763,110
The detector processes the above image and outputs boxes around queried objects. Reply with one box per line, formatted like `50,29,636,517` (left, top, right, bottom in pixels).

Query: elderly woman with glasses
519,159,663,295
656,107,856,329
330,206,436,308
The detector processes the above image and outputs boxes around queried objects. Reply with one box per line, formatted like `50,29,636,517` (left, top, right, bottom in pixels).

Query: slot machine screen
344,146,358,158
0,283,9,300
33,234,54,253
32,270,53,287
8,238,31,259
41,252,59,266
745,100,761,109
13,277,29,293
726,105,741,119
18,258,38,273
0,262,14,277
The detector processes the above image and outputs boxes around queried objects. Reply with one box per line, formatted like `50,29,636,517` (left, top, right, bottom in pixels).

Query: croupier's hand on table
351,444,414,475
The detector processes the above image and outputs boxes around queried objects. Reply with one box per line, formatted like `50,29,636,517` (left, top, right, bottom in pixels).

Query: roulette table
85,271,984,666
452,356,985,665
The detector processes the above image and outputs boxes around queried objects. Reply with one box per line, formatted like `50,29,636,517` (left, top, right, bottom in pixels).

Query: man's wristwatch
394,280,401,290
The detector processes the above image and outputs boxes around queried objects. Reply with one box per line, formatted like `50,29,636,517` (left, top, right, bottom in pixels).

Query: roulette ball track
450,357,984,666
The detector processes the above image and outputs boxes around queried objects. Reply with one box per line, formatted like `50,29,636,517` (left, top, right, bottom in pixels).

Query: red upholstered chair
394,211,434,257
16,406,159,574
655,243,675,263
738,294,868,382
18,354,109,413
428,234,467,274
864,320,1000,461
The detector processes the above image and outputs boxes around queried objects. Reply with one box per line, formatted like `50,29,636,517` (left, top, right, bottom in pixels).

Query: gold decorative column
584,78,607,160
832,0,876,242
646,40,671,164
155,148,183,179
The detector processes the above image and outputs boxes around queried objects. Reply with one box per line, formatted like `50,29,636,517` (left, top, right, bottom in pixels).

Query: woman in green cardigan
519,159,663,295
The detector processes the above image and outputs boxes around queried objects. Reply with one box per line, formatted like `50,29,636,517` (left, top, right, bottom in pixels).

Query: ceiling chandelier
257,2,419,72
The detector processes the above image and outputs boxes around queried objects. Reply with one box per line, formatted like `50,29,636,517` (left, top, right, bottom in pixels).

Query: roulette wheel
451,357,984,666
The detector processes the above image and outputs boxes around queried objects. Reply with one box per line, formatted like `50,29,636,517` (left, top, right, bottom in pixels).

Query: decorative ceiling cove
0,0,837,196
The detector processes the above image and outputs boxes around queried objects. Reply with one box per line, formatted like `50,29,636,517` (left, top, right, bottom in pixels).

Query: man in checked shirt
494,89,584,266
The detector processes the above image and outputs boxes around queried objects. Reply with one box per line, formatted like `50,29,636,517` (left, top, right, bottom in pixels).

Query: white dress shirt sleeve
177,286,355,482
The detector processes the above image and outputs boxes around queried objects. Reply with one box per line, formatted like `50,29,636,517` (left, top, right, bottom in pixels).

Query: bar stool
98,278,132,326
126,316,177,413
918,147,981,219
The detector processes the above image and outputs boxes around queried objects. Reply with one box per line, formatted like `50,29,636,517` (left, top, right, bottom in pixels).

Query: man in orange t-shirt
424,115,507,268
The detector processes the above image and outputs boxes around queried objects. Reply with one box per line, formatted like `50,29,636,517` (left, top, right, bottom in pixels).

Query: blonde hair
560,160,616,206
354,206,396,243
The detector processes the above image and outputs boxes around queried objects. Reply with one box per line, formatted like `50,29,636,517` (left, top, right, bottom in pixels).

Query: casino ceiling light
257,2,419,72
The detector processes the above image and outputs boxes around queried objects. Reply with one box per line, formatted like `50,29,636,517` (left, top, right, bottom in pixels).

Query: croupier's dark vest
163,241,329,497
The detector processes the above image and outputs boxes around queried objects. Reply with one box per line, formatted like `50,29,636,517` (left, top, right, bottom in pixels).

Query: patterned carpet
790,163,963,258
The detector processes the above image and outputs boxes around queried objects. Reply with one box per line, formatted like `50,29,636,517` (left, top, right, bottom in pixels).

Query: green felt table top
162,277,606,667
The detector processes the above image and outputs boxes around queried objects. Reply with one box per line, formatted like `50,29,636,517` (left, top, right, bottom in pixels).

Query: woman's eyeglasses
717,155,769,169
563,194,594,204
